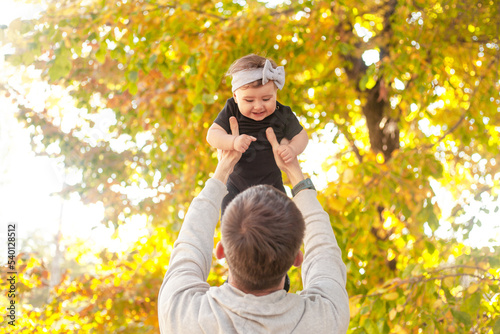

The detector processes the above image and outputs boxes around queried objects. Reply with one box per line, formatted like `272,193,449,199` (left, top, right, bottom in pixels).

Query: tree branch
332,119,363,163
355,264,500,299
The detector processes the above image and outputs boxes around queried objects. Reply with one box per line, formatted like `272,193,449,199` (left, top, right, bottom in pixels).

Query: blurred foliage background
1,0,499,333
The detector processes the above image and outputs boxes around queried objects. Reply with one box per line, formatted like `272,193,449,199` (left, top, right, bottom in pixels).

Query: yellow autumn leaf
443,276,455,288
433,299,443,309
376,152,385,164
328,196,344,210
342,168,354,182
113,276,121,287
349,302,360,318
463,266,477,274
338,185,358,198
383,292,399,300
467,284,478,294
106,298,112,310
416,294,424,307
389,307,397,321
391,325,408,334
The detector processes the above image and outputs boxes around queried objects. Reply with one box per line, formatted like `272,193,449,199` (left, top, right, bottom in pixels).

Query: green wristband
291,178,315,197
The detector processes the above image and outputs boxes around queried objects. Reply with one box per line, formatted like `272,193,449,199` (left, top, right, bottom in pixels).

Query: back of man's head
221,185,305,292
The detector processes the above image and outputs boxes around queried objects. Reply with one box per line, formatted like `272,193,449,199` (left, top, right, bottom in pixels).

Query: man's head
218,185,305,292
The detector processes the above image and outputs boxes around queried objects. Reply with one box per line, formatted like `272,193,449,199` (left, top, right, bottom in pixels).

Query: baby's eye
245,99,254,103
263,98,271,102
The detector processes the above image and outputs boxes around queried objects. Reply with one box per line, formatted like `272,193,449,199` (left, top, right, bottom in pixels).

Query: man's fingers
266,127,279,149
229,116,239,136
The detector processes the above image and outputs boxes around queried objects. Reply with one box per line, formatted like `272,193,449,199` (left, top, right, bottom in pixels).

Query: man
158,117,350,333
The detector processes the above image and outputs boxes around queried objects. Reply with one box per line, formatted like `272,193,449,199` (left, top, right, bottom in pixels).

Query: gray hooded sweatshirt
158,178,350,333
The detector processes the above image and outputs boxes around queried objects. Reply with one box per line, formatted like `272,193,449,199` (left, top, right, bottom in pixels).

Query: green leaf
451,309,472,327
176,39,190,55
489,256,500,268
346,211,356,222
465,291,481,313
191,103,204,122
128,70,138,82
359,74,369,91
493,317,500,334
363,319,379,334
48,59,71,81
147,54,157,68
96,46,106,64
339,43,351,56
442,286,453,301
425,240,436,254
128,82,138,95
47,46,72,81
166,129,174,141
373,298,384,312
202,94,215,104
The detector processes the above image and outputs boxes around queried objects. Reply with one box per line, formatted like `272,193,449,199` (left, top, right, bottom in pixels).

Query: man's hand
266,127,304,187
213,117,243,183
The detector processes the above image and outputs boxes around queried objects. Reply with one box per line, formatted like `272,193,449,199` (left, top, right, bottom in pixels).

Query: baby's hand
233,134,256,153
277,144,297,164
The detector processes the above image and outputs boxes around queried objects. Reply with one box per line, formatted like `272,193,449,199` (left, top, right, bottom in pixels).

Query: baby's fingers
279,150,290,161
243,135,256,146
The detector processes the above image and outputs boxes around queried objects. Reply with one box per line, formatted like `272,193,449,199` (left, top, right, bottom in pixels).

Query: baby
207,54,308,213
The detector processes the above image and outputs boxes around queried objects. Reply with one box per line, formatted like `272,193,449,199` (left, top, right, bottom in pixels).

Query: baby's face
233,81,277,121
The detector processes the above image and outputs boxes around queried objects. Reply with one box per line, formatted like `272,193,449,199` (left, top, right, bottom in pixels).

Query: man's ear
215,241,225,260
293,250,303,267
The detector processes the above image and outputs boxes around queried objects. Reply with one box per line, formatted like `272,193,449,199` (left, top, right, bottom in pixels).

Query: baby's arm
277,129,308,164
207,118,256,153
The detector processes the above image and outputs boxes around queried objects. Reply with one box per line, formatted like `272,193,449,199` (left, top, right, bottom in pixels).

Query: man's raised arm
267,127,350,333
158,119,242,333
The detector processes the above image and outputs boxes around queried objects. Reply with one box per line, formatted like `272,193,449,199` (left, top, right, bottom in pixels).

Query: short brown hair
226,54,279,89
221,185,305,291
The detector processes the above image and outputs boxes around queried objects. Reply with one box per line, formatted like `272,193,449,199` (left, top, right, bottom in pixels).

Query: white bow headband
231,59,285,92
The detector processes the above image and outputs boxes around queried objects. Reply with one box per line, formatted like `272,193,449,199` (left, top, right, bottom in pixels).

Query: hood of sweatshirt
206,283,307,333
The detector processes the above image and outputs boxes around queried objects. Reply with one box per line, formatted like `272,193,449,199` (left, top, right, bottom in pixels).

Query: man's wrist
291,177,315,197
285,165,305,187
213,161,231,184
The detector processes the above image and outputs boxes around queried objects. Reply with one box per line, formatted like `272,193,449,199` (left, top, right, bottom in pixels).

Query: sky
0,0,498,264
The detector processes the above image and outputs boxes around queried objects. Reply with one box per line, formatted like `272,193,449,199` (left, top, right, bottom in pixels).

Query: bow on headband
231,59,285,92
